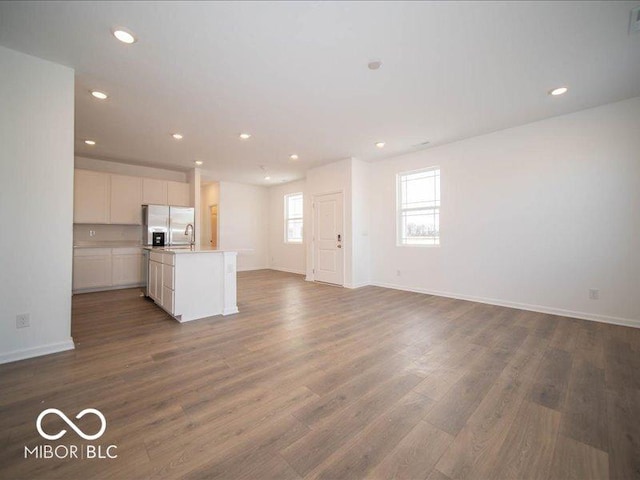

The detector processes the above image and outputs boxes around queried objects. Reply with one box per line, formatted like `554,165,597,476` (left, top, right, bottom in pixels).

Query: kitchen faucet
184,223,195,245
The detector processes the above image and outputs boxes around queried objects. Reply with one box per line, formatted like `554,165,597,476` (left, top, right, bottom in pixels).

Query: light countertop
73,242,143,249
144,246,235,254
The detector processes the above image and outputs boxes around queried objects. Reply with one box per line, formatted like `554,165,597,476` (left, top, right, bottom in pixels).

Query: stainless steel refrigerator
142,205,195,246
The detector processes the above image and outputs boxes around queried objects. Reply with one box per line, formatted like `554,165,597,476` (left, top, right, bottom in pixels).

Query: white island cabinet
146,248,238,322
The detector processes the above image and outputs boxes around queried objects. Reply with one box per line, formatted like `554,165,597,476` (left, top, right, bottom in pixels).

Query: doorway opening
210,204,218,249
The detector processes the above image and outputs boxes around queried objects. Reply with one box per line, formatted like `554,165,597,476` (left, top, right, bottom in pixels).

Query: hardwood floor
1,270,639,479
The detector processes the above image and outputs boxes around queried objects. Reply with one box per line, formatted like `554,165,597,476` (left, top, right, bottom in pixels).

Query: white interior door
313,192,344,285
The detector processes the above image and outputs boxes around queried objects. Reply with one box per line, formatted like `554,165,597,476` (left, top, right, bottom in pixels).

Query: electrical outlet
89,230,96,237
16,313,30,328
589,289,599,300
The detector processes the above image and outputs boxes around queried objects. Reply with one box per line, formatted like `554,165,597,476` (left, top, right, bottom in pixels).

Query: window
285,193,303,243
397,167,440,246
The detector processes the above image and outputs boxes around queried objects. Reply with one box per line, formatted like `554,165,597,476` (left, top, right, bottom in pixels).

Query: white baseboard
269,266,306,275
73,283,144,294
0,338,75,365
223,306,240,316
344,282,370,289
237,265,269,272
370,281,640,329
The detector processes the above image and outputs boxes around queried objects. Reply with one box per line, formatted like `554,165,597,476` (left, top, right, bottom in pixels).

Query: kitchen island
145,247,238,322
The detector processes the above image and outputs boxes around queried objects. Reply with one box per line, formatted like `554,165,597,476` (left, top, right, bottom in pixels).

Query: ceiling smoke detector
368,60,382,70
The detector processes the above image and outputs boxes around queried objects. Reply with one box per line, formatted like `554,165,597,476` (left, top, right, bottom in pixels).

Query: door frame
209,203,219,249
311,190,345,286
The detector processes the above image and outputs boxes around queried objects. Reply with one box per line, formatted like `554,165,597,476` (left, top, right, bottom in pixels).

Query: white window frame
284,192,304,244
396,166,440,247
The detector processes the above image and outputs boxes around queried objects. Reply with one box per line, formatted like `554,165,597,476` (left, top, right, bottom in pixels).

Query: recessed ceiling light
264,176,271,180
375,141,386,148
194,160,203,166
113,28,136,44
239,133,251,140
289,154,299,160
549,86,568,96
90,90,108,100
368,60,382,70
84,140,96,145
172,133,183,140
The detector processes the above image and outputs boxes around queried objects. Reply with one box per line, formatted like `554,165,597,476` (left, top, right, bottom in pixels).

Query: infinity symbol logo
36,408,107,441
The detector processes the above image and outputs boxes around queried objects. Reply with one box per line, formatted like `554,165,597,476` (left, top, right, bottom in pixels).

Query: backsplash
73,224,142,244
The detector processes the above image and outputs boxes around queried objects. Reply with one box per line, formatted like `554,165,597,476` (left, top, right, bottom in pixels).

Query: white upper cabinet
74,169,192,225
167,181,190,206
110,174,143,224
74,170,110,224
142,178,168,205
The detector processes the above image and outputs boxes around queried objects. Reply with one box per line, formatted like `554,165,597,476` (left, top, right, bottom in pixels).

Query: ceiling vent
631,6,640,34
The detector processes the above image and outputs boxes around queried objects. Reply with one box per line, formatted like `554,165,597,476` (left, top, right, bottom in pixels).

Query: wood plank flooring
1,270,639,479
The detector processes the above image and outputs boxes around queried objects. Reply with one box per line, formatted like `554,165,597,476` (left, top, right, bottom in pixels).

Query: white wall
75,156,187,182
200,182,220,247
267,180,306,275
351,158,371,288
218,181,269,271
0,47,75,363
369,97,640,327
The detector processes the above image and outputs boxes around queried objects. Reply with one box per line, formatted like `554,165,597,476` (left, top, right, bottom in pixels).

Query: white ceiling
1,1,639,184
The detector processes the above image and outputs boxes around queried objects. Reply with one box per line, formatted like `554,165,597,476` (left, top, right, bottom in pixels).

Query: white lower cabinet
162,264,174,290
148,259,162,304
73,247,144,292
73,250,112,290
147,253,175,315
159,255,175,314
162,286,174,314
112,252,143,286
